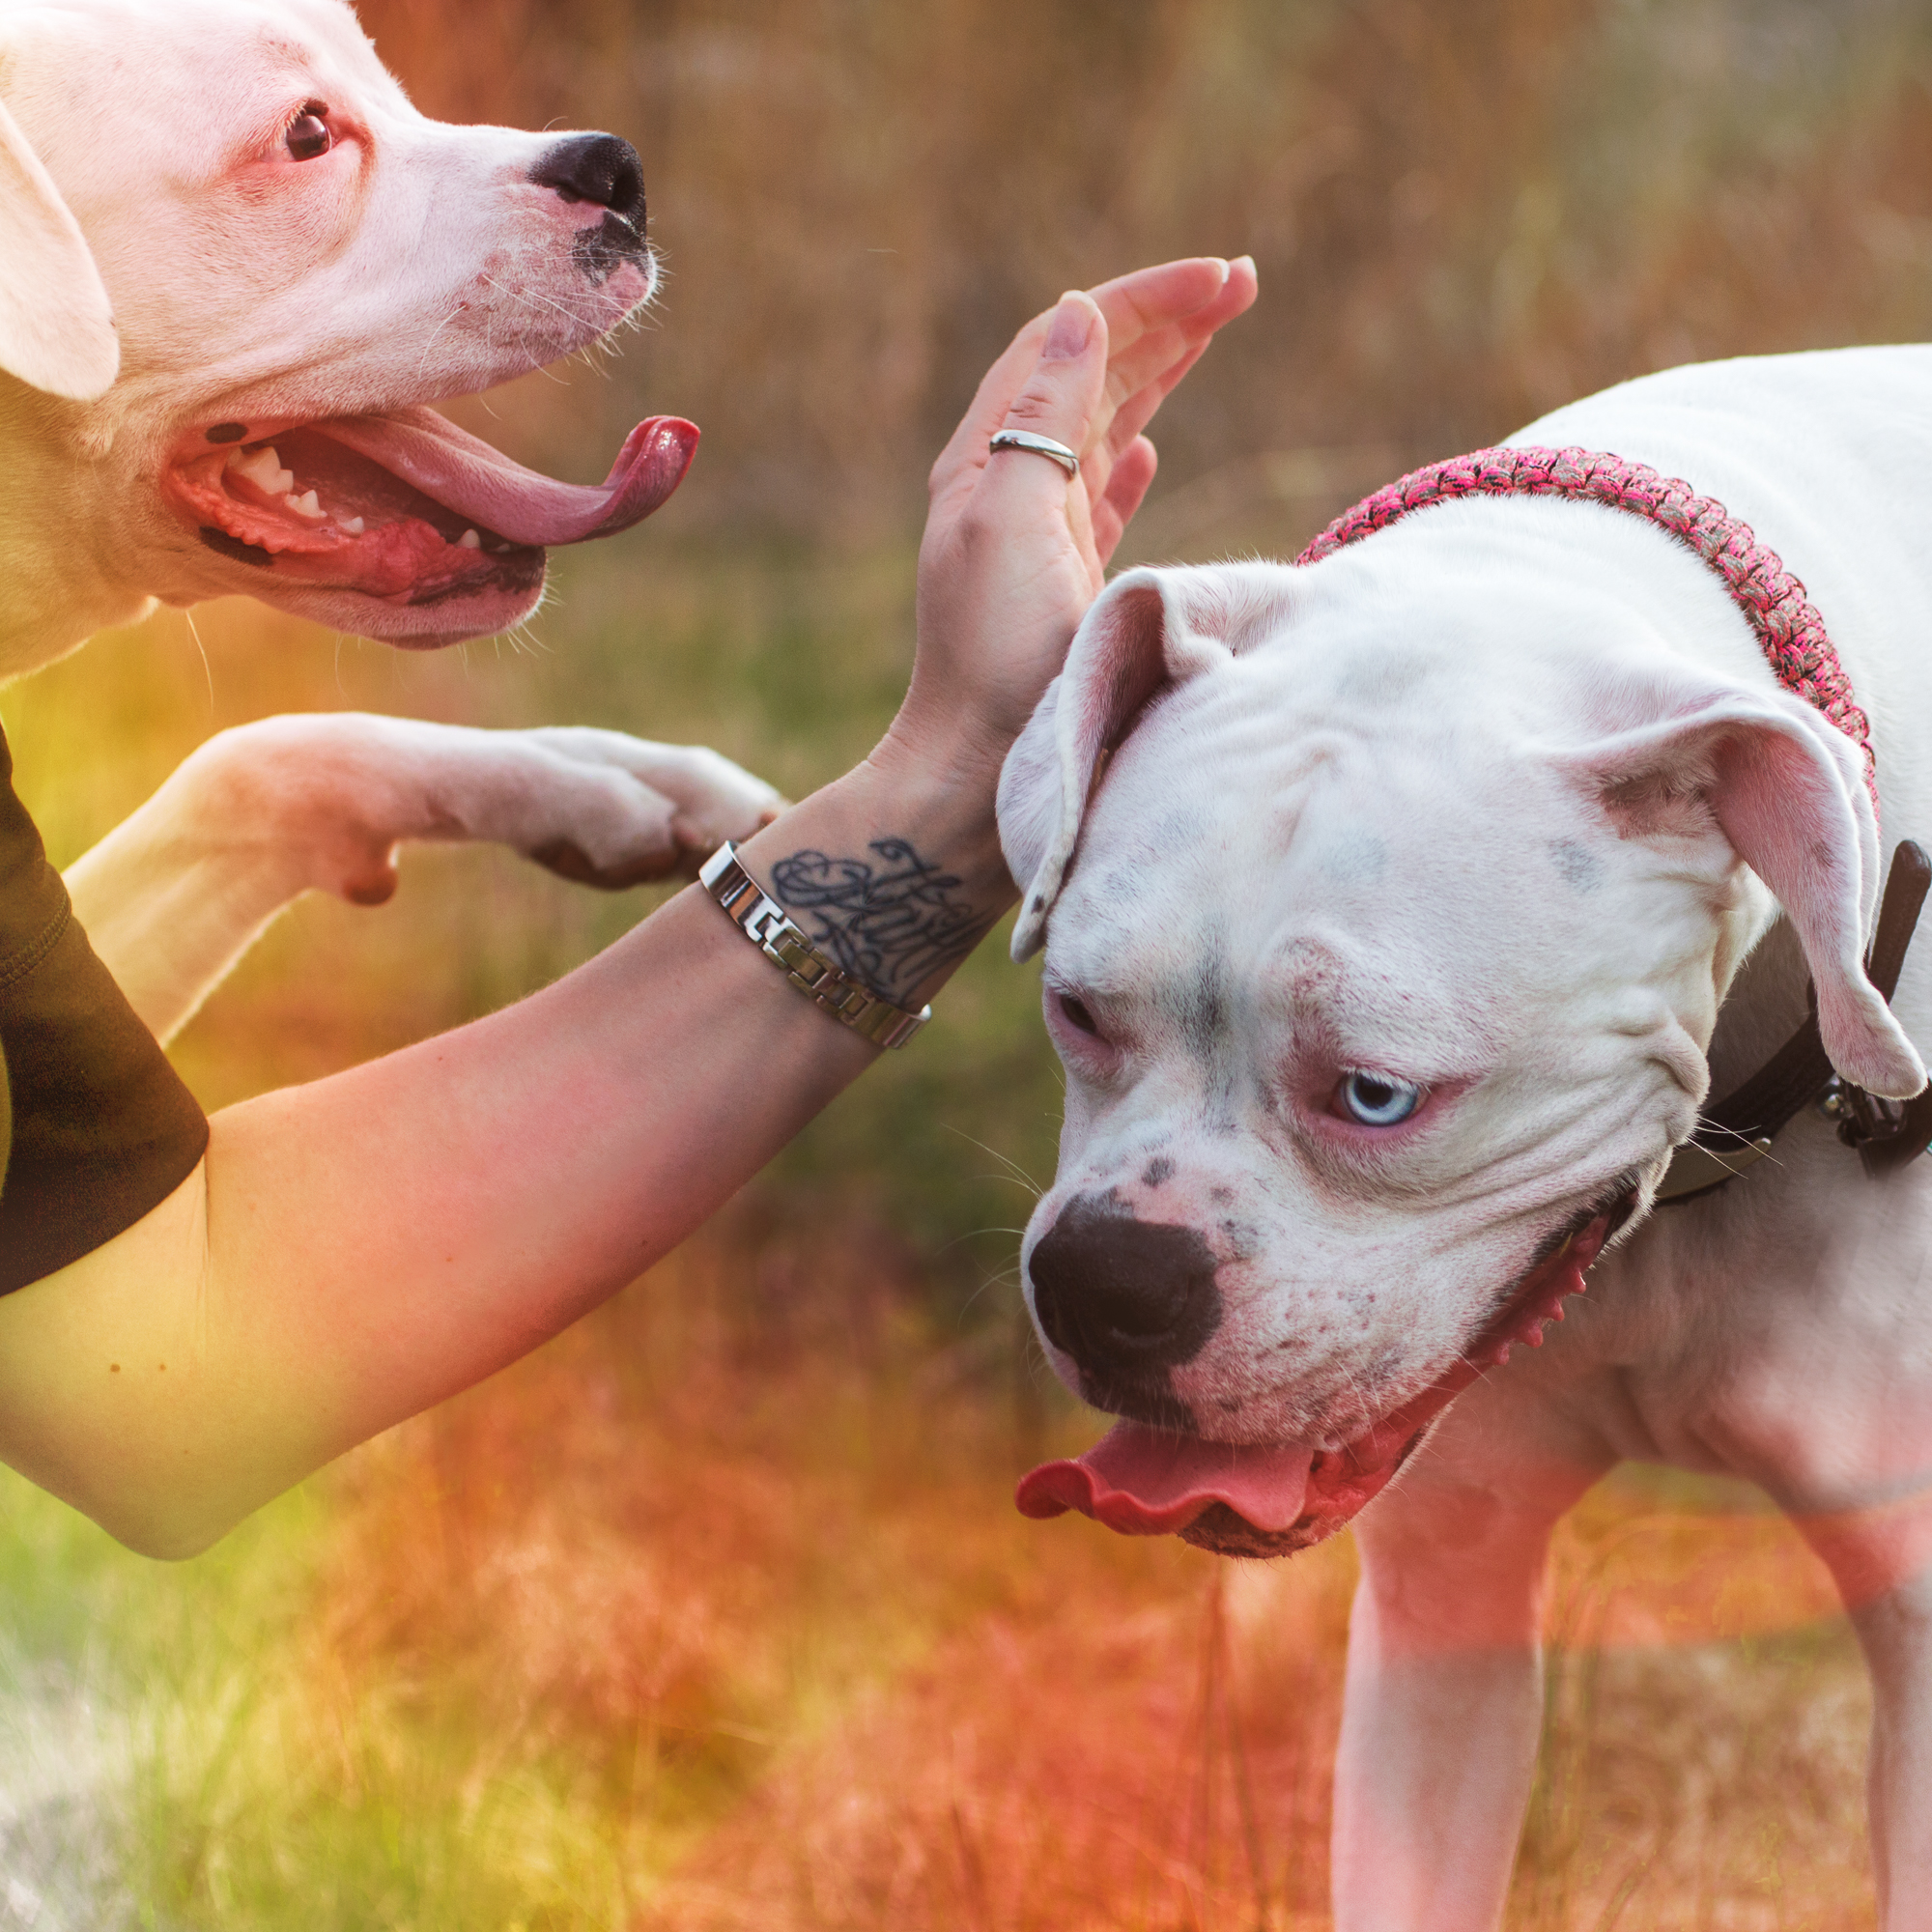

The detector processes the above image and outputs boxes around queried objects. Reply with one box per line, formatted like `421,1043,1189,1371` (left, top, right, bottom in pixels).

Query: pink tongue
1015,1423,1315,1537
313,408,698,546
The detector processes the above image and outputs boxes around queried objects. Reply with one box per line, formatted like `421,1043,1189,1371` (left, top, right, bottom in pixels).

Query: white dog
0,0,781,1045
999,348,1932,1927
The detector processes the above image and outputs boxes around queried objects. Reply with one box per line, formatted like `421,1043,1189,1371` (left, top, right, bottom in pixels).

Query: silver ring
989,429,1081,478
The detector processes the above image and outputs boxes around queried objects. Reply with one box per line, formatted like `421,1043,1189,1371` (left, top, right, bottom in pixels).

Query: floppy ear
1001,564,1281,960
1567,690,1924,1100
0,92,118,400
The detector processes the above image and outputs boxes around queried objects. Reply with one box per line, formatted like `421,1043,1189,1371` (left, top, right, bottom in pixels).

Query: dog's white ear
1001,565,1261,960
0,94,118,400
1569,691,1925,1100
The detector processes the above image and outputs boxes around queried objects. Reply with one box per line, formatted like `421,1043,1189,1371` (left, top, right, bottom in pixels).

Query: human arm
0,256,1258,1556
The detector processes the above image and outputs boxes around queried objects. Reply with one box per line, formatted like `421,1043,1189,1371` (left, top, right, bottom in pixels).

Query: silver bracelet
698,841,931,1050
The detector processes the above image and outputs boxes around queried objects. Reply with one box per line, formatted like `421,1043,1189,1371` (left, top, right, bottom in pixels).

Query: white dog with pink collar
1000,347,1932,1928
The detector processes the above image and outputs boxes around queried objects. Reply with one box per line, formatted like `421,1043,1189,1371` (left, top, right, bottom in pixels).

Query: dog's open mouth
1015,1208,1617,1559
162,406,697,639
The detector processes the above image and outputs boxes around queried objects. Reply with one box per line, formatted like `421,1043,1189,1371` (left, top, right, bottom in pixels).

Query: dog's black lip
1178,1502,1317,1559
198,517,547,610
405,547,546,606
197,526,273,568
1461,1169,1641,1352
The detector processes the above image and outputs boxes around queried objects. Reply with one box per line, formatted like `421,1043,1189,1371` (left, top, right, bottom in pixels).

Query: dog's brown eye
286,108,331,161
1059,993,1100,1037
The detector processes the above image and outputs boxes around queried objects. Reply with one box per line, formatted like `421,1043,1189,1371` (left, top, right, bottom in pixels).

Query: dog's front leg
1798,1509,1932,1927
65,713,783,1043
1333,1441,1603,1932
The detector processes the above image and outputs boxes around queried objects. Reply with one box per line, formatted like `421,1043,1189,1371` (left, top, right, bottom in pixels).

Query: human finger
927,315,1060,505
972,291,1111,526
1101,338,1211,468
929,258,1248,507
1066,259,1255,488
1096,256,1258,412
1090,435,1159,568
1088,256,1236,344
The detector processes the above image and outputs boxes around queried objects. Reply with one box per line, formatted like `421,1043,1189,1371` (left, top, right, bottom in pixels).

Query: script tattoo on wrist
769,838,994,1002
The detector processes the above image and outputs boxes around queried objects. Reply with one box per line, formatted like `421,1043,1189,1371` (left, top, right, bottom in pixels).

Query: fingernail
1210,257,1230,283
1233,253,1255,274
1042,293,1095,361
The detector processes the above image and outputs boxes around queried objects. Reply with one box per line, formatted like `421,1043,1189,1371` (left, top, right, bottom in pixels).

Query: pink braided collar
1295,444,1876,801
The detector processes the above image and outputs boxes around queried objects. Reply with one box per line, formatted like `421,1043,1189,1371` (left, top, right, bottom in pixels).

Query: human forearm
0,751,1008,1553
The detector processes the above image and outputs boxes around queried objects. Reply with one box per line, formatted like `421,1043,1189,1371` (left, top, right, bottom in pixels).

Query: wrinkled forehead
1046,650,1603,1054
2,0,406,158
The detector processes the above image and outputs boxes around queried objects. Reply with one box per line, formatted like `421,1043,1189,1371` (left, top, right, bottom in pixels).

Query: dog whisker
940,1125,1046,1199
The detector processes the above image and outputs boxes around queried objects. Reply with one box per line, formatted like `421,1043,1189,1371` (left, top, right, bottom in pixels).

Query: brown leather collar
1656,840,1932,1204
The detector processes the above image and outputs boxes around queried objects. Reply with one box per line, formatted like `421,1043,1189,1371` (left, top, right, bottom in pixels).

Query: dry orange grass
287,1209,1878,1932
310,1211,1356,1930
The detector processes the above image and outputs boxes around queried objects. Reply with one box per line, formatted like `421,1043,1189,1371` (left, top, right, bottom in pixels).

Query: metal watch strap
698,841,931,1050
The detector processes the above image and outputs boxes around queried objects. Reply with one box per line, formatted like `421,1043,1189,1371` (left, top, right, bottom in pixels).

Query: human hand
886,255,1258,784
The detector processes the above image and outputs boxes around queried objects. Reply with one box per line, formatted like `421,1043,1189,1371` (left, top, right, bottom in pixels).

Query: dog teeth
342,516,366,535
287,489,327,522
458,528,481,549
226,444,296,497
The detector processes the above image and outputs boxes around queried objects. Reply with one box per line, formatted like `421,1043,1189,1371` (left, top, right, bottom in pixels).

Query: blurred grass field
10,0,1932,1922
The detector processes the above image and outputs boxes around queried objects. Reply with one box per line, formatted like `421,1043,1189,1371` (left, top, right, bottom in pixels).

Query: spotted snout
1027,1191,1224,1424
528,134,650,283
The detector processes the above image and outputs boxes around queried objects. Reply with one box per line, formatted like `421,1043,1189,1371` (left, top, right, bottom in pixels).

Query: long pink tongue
1015,1423,1314,1537
314,408,698,546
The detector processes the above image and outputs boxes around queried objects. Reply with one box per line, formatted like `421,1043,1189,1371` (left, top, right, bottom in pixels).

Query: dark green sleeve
0,728,210,1293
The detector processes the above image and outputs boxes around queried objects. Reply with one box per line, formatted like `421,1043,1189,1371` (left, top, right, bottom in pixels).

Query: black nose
1028,1192,1223,1379
530,133,646,233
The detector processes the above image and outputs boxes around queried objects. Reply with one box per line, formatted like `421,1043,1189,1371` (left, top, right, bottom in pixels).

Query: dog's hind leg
1332,1423,1608,1932
64,713,783,1044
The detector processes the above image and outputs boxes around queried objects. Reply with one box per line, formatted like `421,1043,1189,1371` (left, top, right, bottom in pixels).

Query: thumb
986,291,1108,491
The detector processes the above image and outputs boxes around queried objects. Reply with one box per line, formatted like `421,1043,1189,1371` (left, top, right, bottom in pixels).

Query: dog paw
176,714,786,902
517,727,787,884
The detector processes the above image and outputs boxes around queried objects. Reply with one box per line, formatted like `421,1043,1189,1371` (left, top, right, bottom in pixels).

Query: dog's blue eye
1337,1071,1422,1127
286,108,331,162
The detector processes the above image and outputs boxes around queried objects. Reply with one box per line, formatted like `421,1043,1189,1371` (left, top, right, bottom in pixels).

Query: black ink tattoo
770,838,994,1002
